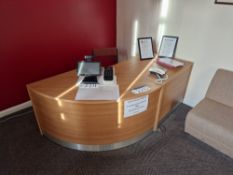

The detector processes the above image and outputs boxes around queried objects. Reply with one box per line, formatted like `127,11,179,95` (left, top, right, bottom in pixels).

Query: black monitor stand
82,75,98,84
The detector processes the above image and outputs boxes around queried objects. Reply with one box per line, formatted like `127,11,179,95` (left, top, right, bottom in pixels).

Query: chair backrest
206,68,233,108
92,47,118,67
93,47,118,57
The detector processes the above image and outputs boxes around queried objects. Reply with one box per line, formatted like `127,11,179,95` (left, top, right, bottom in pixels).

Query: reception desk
27,58,193,151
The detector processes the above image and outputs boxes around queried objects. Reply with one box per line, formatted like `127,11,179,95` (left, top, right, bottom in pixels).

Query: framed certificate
158,35,178,58
138,37,154,60
215,0,233,5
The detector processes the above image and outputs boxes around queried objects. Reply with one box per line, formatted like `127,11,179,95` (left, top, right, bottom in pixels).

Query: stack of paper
75,84,119,100
157,58,184,68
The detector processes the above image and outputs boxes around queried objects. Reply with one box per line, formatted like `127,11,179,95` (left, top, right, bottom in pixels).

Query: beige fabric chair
185,69,233,158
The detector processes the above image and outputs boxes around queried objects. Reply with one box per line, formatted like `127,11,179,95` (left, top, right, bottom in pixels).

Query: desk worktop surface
27,57,193,151
28,57,192,103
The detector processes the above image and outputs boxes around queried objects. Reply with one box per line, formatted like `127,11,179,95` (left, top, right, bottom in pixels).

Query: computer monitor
77,61,101,76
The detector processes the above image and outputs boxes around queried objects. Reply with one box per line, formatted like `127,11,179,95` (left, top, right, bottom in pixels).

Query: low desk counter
27,58,193,151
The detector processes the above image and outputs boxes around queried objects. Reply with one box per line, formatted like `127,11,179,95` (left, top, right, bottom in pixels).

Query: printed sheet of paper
139,39,154,59
157,58,184,67
124,95,149,118
159,37,177,57
75,85,119,100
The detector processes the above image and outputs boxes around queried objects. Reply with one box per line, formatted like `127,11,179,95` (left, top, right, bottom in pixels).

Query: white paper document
139,38,154,59
75,85,120,100
124,95,149,118
157,58,184,67
159,37,177,57
131,86,150,94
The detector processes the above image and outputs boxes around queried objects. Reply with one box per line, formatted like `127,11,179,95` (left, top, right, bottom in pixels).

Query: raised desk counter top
27,57,193,151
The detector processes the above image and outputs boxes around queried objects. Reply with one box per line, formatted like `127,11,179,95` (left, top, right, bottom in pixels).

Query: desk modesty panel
27,58,193,151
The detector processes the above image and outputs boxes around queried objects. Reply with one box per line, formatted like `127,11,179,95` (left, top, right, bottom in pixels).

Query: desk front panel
27,57,193,148
157,61,193,122
28,87,159,145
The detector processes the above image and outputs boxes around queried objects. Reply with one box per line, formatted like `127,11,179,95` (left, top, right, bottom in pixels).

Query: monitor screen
77,61,101,76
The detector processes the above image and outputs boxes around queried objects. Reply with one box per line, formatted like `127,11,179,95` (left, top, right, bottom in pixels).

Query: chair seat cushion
185,98,233,158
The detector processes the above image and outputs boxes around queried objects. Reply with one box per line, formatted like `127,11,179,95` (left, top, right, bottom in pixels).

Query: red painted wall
0,0,116,110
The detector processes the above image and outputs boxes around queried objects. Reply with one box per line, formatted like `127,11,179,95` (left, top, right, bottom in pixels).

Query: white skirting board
0,101,32,119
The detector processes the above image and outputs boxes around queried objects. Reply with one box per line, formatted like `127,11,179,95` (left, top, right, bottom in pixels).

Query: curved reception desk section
27,58,193,151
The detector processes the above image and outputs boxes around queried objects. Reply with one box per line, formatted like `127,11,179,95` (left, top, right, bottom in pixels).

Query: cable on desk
155,74,168,85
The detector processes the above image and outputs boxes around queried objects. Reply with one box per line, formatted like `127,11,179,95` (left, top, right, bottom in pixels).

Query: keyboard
82,75,98,84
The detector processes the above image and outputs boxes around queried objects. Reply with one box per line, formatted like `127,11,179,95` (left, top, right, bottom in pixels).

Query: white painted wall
117,0,160,61
165,0,233,106
117,0,233,107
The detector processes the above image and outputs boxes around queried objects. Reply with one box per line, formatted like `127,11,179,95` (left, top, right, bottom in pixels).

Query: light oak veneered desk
27,58,193,151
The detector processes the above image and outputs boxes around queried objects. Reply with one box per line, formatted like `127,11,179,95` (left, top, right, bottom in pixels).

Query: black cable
158,124,167,136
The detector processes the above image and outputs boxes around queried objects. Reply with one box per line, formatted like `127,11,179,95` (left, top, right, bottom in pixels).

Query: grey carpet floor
0,104,233,175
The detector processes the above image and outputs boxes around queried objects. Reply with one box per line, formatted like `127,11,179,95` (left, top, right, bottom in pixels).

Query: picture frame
138,37,154,60
158,35,179,58
215,0,233,5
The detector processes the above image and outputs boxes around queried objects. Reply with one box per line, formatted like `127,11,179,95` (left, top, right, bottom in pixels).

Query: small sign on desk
124,95,149,118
